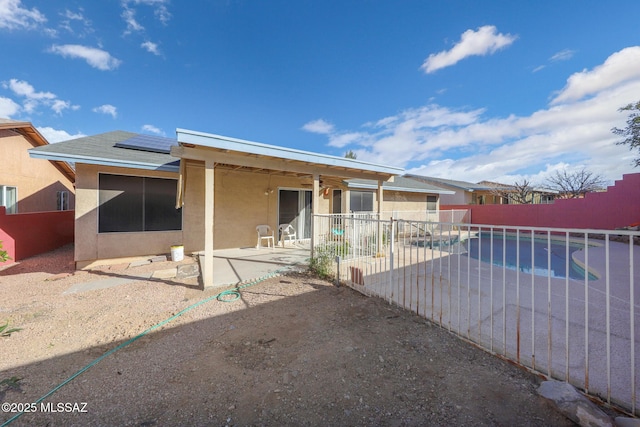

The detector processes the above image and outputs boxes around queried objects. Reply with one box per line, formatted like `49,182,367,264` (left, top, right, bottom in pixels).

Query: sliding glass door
278,189,312,239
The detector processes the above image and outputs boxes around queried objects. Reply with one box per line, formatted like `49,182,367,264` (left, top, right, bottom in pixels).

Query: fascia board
29,150,179,172
177,128,404,175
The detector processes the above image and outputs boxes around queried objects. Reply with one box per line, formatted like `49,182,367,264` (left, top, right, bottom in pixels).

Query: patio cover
171,128,404,287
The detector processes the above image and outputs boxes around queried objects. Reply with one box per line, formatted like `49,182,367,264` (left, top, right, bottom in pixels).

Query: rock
151,268,177,279
150,255,168,263
129,259,151,268
176,263,200,279
538,380,613,427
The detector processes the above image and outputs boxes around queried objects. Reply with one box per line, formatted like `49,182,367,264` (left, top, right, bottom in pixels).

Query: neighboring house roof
29,131,180,172
345,176,454,194
405,174,495,192
0,119,76,183
477,180,560,195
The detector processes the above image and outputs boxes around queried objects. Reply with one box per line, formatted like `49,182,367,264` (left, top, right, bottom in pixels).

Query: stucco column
310,174,320,258
203,160,215,287
377,180,384,254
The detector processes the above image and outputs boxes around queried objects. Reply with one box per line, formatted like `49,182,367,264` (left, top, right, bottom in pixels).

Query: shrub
309,245,335,280
0,241,9,263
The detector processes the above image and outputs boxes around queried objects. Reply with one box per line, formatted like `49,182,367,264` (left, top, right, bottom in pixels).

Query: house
343,175,453,220
404,175,502,205
407,175,557,205
31,128,450,285
0,119,75,213
476,181,558,204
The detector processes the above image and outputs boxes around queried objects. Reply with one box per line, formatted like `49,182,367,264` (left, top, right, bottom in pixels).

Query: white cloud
328,132,365,149
0,0,46,30
51,99,79,115
122,0,171,32
5,78,55,100
93,104,118,118
48,44,122,71
550,49,576,62
302,119,334,134
141,41,161,55
319,47,640,183
3,78,78,115
142,124,164,135
422,25,517,74
37,126,85,143
551,46,640,105
121,5,143,34
59,8,93,36
0,96,20,117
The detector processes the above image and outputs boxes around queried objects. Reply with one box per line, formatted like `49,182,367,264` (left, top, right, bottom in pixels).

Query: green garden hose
1,266,292,426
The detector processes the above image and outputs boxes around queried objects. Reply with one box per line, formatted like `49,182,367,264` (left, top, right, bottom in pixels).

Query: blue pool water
465,233,596,281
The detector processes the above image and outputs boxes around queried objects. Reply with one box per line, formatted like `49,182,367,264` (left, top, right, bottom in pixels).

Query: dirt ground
0,244,578,426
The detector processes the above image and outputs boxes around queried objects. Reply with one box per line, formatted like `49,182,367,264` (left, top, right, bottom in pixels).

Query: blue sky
2,1,640,185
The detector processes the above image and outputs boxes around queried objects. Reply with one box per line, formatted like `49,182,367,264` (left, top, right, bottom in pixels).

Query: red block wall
442,173,640,230
0,207,74,267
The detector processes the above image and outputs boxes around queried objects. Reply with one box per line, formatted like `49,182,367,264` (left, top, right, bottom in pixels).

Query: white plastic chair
279,223,297,247
256,225,275,249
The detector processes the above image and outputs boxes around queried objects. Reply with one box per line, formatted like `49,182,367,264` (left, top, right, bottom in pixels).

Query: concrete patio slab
199,245,310,287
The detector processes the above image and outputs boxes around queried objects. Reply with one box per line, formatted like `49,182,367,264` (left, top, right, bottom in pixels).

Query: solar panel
114,134,177,154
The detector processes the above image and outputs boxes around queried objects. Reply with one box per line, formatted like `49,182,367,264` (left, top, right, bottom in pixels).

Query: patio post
377,180,384,254
203,159,215,287
310,173,320,259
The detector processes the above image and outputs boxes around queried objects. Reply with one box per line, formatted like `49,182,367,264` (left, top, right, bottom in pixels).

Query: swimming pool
464,232,597,281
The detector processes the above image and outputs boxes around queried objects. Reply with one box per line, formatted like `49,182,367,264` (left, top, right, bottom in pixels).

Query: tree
612,100,640,167
544,168,606,199
487,180,535,204
344,150,357,159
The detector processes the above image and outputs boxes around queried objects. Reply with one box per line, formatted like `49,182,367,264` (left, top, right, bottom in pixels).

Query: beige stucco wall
74,163,182,267
439,189,470,205
381,190,432,215
182,161,331,251
0,129,75,212
344,189,437,219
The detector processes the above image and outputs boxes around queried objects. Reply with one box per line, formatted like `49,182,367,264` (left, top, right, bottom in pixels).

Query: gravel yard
0,244,576,426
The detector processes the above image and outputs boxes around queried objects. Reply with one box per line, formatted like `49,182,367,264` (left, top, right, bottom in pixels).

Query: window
426,195,438,211
332,189,342,214
0,185,17,214
350,191,373,212
57,191,70,211
98,174,182,233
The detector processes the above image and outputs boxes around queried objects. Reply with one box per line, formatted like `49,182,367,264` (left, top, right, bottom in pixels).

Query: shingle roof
346,175,454,194
29,131,180,172
404,174,495,192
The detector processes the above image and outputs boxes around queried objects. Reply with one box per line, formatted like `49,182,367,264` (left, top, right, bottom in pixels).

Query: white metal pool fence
312,213,640,416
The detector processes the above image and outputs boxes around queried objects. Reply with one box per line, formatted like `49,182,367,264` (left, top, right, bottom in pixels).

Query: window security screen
98,174,182,233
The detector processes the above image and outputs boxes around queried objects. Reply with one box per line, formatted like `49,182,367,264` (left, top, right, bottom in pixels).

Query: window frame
57,190,70,211
0,185,17,214
349,190,374,212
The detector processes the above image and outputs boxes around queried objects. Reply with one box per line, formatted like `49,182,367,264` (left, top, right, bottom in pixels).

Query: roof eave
176,128,404,176
346,181,455,195
29,150,179,172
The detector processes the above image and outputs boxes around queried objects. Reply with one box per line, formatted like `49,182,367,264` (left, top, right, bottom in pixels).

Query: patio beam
172,145,396,182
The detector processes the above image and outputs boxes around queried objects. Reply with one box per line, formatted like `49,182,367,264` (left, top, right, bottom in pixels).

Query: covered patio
172,128,404,288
